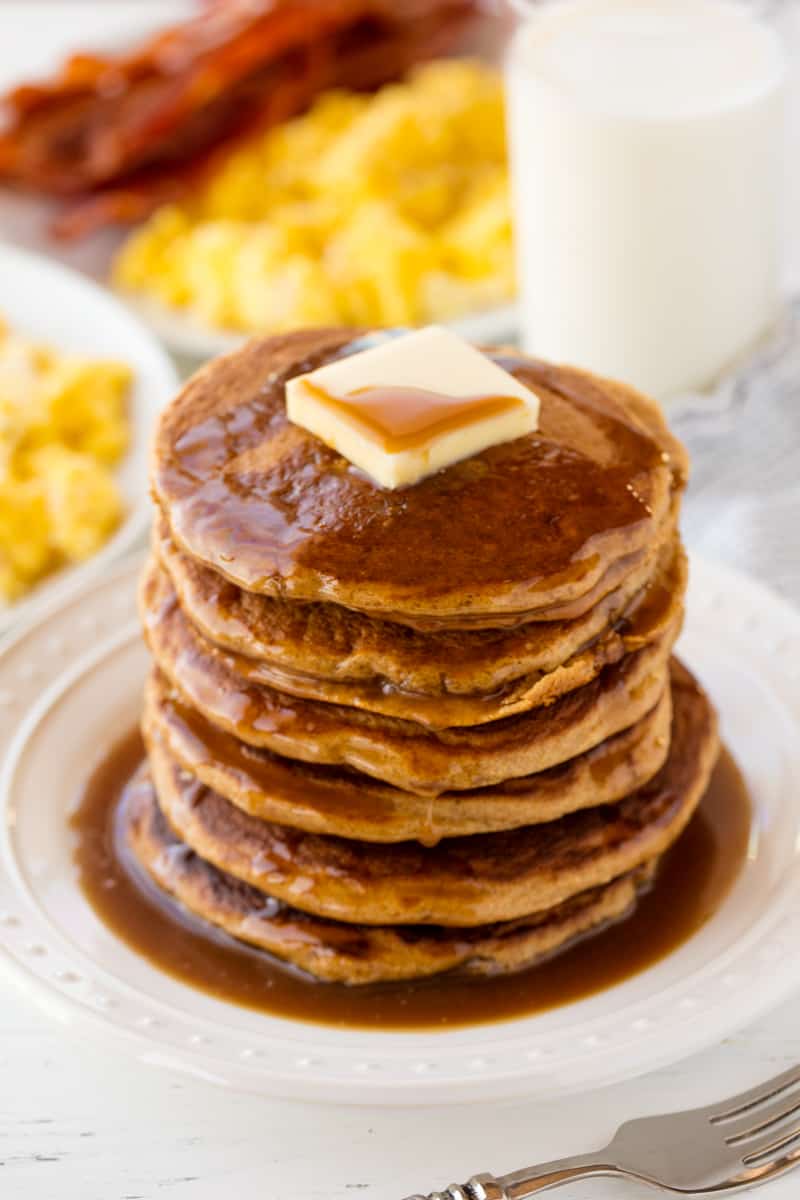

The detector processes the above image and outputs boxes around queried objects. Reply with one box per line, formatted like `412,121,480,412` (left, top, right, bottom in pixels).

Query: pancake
141,560,679,795
123,770,655,984
144,673,672,842
154,502,680,691
146,659,716,927
152,543,685,728
127,327,706,988
154,516,686,726
151,328,687,625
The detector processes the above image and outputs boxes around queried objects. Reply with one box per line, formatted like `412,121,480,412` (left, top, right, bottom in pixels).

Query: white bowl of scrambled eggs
0,243,178,634
115,60,518,359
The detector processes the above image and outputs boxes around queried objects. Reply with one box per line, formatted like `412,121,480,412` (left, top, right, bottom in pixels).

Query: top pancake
152,329,688,625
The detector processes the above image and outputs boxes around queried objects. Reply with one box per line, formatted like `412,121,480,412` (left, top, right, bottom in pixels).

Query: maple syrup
71,731,751,1031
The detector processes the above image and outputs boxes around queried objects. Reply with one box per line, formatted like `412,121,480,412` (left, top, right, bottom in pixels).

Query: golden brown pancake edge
122,769,656,985
143,671,673,842
145,658,717,927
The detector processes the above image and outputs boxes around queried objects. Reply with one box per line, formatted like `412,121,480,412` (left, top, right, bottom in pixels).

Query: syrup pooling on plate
70,730,751,1031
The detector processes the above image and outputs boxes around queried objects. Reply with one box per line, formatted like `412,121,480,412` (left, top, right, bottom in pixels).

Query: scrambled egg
115,60,514,332
0,317,131,601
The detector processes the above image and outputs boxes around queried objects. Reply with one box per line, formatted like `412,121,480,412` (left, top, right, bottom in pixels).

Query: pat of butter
285,327,540,488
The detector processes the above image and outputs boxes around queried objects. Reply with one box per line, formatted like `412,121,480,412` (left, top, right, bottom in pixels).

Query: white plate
0,1,192,94
1,554,800,1104
123,291,520,363
0,243,178,634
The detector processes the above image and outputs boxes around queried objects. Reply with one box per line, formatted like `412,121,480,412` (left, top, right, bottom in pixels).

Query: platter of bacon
0,0,492,240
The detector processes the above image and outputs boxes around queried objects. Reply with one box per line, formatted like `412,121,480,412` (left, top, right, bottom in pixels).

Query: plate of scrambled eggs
114,59,518,359
0,243,178,632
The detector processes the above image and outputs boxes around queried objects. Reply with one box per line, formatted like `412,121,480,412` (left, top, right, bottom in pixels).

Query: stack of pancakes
127,328,719,985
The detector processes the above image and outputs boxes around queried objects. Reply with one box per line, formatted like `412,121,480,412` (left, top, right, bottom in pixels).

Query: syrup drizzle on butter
302,382,528,453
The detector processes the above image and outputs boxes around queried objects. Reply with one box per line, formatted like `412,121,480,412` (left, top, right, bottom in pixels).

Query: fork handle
402,1152,618,1200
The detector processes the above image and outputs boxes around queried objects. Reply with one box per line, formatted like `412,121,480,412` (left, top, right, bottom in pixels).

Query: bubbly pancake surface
152,329,687,622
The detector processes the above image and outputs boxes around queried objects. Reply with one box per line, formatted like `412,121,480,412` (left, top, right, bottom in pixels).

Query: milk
506,0,786,400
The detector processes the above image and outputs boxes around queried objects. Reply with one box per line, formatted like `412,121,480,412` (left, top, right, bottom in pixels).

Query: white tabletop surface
3,4,800,1198
1,982,799,1200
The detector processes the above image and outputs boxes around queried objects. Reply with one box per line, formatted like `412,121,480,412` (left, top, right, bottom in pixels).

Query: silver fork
402,1064,800,1197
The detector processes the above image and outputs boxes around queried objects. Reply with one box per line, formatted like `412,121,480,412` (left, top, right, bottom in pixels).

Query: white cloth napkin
676,301,800,606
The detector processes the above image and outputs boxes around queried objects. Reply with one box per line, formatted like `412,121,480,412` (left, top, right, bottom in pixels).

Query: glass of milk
506,0,787,402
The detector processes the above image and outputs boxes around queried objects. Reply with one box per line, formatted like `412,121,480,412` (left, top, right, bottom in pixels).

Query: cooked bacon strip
0,0,485,237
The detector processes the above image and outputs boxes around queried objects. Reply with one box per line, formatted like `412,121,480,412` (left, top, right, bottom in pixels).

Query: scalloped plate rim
0,554,799,1103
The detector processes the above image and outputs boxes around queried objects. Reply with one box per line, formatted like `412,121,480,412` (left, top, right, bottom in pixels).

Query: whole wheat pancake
144,672,672,842
123,770,655,984
154,515,685,726
155,501,679,691
152,328,687,626
141,562,678,795
146,661,716,927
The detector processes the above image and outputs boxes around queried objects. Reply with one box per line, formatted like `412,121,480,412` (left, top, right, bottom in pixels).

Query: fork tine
724,1096,800,1146
742,1124,800,1167
709,1065,800,1124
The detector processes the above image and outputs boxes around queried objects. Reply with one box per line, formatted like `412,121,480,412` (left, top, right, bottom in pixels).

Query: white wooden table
3,4,800,1197
3,980,800,1200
